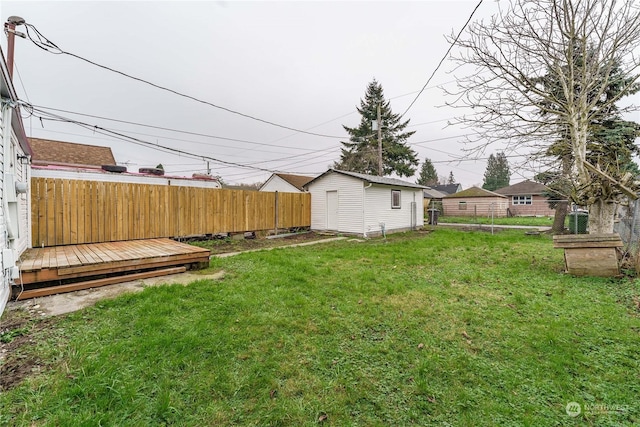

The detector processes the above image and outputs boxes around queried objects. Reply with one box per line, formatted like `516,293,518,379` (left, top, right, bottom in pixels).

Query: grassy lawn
437,215,556,227
1,229,639,426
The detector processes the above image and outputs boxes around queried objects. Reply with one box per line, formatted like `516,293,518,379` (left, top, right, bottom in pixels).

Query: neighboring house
28,137,116,168
259,173,314,193
1,48,32,316
431,183,462,195
31,165,222,189
423,187,448,211
304,169,425,237
494,180,555,216
442,186,509,217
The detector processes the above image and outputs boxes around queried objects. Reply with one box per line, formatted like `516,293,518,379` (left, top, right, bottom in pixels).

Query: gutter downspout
363,182,372,237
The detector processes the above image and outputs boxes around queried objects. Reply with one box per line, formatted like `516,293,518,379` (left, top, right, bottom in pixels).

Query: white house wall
0,111,6,315
12,132,30,257
259,176,301,193
364,185,424,235
31,168,221,189
309,172,364,234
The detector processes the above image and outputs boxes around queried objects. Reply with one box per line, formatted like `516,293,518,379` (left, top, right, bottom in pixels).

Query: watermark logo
565,402,582,417
566,401,630,417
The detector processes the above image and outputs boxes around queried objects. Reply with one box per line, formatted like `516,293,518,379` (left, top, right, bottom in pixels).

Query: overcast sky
1,1,637,187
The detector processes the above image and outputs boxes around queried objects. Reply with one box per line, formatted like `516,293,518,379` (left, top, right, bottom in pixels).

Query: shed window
458,201,467,210
391,190,401,209
512,195,532,205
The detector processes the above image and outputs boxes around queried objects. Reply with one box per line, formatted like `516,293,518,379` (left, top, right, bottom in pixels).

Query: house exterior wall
364,185,424,236
507,195,555,216
12,133,30,257
31,167,221,189
308,172,364,234
442,196,509,217
259,175,301,193
0,108,6,314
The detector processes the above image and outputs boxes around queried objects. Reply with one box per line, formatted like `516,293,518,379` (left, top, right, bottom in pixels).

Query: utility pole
377,103,382,176
4,16,26,81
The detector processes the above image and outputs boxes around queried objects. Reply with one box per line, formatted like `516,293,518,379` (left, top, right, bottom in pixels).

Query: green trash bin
568,211,588,234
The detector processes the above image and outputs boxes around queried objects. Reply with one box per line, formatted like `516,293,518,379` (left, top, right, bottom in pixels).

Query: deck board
18,238,211,286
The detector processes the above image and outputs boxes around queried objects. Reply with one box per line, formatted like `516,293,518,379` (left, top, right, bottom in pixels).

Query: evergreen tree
416,157,439,186
482,152,510,191
334,79,418,177
446,171,456,185
535,56,640,233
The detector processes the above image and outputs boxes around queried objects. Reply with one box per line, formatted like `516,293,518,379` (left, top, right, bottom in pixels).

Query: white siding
308,172,364,234
364,186,424,235
260,175,301,193
31,167,221,188
0,109,7,315
14,133,30,257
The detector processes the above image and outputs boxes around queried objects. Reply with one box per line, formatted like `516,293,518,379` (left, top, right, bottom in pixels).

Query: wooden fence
31,178,311,247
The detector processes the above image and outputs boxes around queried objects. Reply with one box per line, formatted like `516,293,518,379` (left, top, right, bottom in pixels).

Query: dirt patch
0,314,53,391
190,231,337,254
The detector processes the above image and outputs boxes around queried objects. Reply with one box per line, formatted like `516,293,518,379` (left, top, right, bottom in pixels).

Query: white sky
1,1,636,187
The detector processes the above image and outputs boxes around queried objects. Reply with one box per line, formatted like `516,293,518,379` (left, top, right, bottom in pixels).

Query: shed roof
494,180,549,196
305,169,427,189
443,186,507,199
29,138,116,168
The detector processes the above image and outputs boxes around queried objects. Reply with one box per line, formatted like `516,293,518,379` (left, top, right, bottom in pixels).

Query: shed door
326,191,338,230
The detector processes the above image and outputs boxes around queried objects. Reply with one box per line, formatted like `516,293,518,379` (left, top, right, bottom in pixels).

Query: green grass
1,229,639,426
438,215,556,226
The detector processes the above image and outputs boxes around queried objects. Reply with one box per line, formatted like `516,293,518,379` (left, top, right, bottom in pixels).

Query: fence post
274,191,279,235
629,198,639,253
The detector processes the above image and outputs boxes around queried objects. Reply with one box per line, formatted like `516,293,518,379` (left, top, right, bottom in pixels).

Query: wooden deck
18,238,211,285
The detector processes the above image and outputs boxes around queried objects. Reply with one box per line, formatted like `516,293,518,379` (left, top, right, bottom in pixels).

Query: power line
28,108,346,176
29,109,282,174
22,22,345,139
400,0,484,117
25,104,332,152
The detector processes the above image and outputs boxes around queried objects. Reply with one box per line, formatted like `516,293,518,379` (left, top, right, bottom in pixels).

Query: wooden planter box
553,233,623,277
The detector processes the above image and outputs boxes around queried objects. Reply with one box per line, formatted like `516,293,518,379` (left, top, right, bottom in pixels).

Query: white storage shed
304,169,425,237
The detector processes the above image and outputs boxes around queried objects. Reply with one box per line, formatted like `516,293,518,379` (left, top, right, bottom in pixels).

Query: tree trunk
588,200,617,234
552,201,569,234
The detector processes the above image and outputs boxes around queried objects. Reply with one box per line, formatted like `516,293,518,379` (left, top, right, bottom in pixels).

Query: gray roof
423,188,448,199
495,180,549,196
304,169,427,189
431,184,462,195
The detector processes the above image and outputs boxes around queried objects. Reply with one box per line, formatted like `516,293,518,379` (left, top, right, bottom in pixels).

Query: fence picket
31,178,310,246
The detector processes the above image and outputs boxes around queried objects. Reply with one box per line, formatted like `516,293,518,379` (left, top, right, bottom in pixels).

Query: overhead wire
21,22,345,139
29,109,280,173
27,107,346,176
26,104,333,152
400,0,484,117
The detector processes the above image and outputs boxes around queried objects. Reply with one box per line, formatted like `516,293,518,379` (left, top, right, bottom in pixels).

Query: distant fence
31,178,311,247
616,198,640,255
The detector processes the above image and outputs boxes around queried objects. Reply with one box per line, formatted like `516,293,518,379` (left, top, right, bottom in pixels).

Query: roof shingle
305,169,426,189
443,186,507,198
495,180,549,196
274,173,315,191
29,138,116,168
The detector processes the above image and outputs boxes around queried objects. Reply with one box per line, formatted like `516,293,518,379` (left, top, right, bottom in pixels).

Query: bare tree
448,0,640,233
